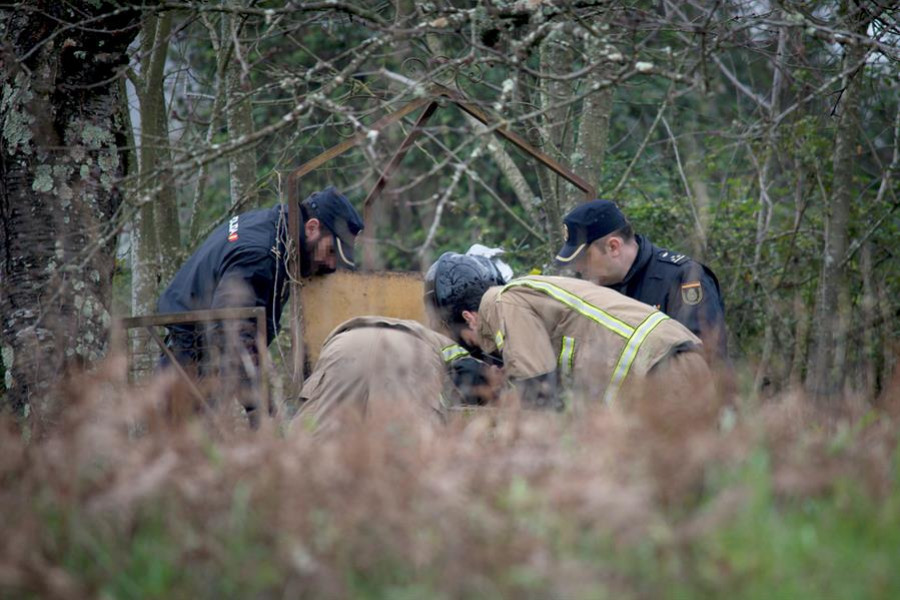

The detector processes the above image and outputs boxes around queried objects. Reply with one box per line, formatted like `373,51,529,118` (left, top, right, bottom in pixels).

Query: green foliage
685,467,900,599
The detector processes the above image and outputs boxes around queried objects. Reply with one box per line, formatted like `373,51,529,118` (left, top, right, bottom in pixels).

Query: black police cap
302,187,364,268
555,199,628,263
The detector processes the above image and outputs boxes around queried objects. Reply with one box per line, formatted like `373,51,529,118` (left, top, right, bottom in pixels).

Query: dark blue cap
302,186,364,268
555,200,628,263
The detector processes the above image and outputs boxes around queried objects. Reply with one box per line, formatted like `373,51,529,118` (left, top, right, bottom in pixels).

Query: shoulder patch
681,281,702,305
657,250,689,265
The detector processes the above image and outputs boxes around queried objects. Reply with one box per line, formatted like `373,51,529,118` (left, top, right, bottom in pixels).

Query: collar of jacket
616,234,653,288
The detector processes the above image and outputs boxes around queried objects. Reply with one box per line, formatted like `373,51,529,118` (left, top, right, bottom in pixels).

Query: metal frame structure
285,83,596,385
116,306,269,414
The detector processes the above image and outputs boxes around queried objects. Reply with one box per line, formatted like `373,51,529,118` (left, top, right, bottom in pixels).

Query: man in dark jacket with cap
157,186,364,424
555,200,728,361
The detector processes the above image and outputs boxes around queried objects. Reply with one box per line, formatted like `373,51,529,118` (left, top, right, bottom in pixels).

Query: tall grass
1,359,899,599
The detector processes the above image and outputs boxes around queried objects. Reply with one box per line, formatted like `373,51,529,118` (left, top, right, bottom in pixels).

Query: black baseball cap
302,187,364,268
555,199,628,263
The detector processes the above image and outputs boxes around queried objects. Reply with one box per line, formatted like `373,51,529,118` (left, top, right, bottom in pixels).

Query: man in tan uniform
296,316,498,431
425,252,714,411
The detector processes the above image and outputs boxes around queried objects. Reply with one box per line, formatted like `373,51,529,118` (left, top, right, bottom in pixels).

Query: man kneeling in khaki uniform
425,253,715,414
296,316,498,431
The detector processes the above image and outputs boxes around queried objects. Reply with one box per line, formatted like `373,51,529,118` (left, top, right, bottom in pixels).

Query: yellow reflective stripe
603,311,669,405
558,336,575,377
501,279,633,338
441,344,469,362
494,330,505,350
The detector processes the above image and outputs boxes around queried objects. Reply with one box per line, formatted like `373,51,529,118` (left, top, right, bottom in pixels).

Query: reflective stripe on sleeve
441,344,469,362
494,330,505,350
501,279,634,339
603,311,670,405
558,336,575,378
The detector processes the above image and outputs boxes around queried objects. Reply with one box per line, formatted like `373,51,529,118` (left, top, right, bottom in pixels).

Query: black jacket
157,205,290,344
608,235,728,359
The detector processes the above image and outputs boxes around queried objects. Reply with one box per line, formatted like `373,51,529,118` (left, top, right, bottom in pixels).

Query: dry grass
1,358,899,599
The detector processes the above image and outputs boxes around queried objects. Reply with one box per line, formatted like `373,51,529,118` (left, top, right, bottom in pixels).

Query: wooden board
299,271,427,367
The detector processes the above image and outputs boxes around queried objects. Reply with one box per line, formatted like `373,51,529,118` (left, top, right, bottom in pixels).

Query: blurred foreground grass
2,364,900,599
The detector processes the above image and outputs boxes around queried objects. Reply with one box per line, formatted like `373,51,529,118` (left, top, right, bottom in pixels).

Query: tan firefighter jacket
476,275,702,404
297,316,469,429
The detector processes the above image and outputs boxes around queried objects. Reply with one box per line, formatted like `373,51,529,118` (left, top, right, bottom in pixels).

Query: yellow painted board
299,271,428,367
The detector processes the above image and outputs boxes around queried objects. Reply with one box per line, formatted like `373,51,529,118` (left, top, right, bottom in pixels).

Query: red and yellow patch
681,281,702,305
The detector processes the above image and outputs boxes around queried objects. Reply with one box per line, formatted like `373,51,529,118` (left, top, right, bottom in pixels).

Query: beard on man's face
304,233,338,276
312,262,336,276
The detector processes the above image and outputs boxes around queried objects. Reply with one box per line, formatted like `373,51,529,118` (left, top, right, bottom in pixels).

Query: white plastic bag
466,244,514,283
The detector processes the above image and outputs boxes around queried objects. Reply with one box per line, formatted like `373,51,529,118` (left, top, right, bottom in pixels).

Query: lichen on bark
0,3,141,427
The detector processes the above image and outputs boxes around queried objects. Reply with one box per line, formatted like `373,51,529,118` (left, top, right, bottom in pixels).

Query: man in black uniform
555,200,728,361
157,186,364,424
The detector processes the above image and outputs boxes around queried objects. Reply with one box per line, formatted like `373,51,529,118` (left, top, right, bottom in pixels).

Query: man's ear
607,235,622,255
461,310,479,330
304,217,321,239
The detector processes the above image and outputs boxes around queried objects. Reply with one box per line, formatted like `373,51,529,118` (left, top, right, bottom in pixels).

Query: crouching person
295,316,500,432
425,252,717,418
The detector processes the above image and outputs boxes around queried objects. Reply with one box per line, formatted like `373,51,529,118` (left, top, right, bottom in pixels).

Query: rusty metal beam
284,86,596,382
362,99,440,225
430,84,596,198
287,97,433,188
255,307,271,415
144,325,209,410
299,86,595,234
118,307,267,428
119,307,265,329
286,85,595,227
288,180,304,388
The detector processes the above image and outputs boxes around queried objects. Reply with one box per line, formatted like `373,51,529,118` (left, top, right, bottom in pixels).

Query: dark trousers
158,323,267,427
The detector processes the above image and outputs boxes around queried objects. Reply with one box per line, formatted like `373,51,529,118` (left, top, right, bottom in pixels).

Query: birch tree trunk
0,3,140,426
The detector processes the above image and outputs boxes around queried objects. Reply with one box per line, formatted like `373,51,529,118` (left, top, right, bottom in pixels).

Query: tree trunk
225,39,260,210
789,291,810,387
568,33,614,207
0,3,140,426
877,278,895,393
806,1,868,398
153,83,181,284
536,25,617,252
188,11,230,245
132,12,179,321
535,30,575,254
751,18,788,390
860,241,876,397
